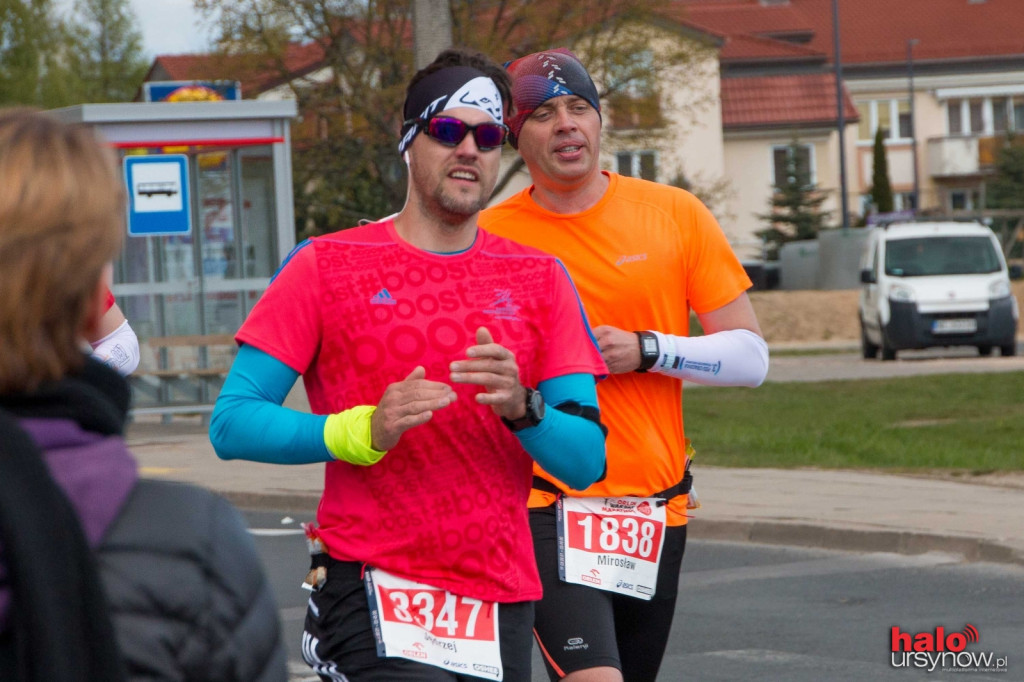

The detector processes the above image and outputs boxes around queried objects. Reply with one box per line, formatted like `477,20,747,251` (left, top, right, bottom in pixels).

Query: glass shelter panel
241,149,279,278
112,144,280,410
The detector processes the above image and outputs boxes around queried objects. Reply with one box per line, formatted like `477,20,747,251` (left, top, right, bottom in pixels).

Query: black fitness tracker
635,331,659,372
502,387,545,432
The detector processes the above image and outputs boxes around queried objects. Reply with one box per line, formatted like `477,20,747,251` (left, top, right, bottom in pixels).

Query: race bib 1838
364,567,503,680
557,496,666,600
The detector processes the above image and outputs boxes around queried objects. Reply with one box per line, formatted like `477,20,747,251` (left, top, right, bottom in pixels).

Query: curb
216,487,1024,569
687,519,1024,567
766,340,859,352
219,490,320,516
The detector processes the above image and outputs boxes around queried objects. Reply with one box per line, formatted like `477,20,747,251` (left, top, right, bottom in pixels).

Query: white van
858,221,1019,360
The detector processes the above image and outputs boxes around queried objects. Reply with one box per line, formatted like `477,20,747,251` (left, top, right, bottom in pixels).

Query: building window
877,102,891,138
856,99,913,141
617,151,657,181
969,100,984,132
856,102,871,140
945,96,1024,135
993,97,1009,133
897,100,912,138
949,188,981,211
771,143,814,187
894,192,917,212
606,50,662,130
948,99,963,134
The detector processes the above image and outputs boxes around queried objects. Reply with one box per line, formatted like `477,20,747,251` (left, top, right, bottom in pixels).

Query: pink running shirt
237,220,605,602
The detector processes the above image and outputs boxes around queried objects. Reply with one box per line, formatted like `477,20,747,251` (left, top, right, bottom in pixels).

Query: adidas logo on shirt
370,288,397,305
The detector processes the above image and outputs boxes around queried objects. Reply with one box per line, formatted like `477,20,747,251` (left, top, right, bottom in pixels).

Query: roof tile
669,0,1024,66
721,72,859,129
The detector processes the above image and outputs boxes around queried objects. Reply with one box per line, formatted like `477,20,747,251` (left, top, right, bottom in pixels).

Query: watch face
528,388,545,421
642,337,658,354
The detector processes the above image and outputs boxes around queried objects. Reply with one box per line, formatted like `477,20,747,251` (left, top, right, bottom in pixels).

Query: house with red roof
662,0,1024,258
143,0,1024,260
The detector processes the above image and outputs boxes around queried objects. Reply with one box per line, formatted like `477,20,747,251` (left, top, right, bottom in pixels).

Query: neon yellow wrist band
324,405,387,465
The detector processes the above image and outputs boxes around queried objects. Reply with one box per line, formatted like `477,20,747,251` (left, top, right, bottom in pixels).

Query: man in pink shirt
211,47,608,681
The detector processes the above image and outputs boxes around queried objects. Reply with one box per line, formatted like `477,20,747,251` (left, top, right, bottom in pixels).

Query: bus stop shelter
51,101,298,416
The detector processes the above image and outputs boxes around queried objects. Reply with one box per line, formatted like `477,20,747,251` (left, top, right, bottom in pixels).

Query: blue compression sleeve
209,344,333,464
515,373,605,491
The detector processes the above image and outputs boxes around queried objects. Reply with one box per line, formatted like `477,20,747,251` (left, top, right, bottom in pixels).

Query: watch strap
635,331,659,373
502,387,543,432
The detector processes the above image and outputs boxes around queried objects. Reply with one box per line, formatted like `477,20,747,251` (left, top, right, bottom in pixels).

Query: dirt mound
748,281,1024,344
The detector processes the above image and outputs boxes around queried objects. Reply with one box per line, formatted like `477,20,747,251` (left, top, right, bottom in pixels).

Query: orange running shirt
480,172,752,525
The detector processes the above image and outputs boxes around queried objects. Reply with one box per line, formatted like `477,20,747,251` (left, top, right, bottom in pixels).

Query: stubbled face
516,95,601,189
407,106,501,225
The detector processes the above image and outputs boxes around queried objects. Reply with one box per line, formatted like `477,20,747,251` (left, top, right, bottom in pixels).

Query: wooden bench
130,334,238,421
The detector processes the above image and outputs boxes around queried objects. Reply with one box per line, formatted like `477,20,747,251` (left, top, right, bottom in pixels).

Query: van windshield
884,236,1001,277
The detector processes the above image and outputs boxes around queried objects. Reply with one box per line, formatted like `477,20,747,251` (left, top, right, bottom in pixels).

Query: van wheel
860,323,878,359
978,345,993,357
879,328,896,361
1001,342,1017,357
878,319,897,360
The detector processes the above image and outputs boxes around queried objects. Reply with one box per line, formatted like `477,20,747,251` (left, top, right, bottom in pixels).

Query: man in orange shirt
480,48,769,682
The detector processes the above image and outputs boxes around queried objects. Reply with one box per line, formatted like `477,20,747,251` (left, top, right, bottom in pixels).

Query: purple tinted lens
425,117,506,150
472,123,506,149
427,118,470,145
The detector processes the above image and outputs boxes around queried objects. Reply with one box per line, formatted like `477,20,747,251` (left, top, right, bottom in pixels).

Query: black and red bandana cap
504,48,601,149
398,66,504,154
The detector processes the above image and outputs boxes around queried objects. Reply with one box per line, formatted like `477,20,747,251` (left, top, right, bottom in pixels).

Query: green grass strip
684,372,1024,471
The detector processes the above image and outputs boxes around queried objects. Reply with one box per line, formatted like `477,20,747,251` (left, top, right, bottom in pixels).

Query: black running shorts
301,556,535,681
529,504,688,682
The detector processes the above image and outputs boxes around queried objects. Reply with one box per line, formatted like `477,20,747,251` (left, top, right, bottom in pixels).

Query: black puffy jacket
99,479,287,681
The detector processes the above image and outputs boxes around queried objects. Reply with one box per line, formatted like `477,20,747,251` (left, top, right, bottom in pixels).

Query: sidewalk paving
126,419,1024,567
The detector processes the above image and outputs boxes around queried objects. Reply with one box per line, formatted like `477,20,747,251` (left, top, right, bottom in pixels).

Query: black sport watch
635,331,659,372
502,387,545,432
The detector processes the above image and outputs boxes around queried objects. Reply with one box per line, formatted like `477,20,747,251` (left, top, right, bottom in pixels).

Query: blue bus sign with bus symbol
124,155,192,236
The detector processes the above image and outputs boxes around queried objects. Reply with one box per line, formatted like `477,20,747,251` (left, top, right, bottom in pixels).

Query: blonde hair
0,108,125,392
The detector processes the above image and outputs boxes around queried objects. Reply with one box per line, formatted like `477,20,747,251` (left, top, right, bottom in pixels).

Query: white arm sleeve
649,328,769,387
90,320,141,376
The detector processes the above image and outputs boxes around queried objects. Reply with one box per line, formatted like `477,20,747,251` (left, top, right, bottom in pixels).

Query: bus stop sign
124,154,192,236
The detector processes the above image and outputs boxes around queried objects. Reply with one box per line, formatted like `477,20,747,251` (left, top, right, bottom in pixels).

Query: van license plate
932,319,977,334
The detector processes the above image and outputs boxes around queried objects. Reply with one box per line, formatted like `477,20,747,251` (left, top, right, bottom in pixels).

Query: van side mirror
1010,264,1023,281
860,268,876,284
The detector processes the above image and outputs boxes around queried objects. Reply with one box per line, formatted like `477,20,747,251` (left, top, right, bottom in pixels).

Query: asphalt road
242,511,1022,682
219,346,1024,680
764,343,1024,383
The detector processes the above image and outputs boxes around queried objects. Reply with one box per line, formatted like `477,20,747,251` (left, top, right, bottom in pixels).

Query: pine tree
870,127,894,214
986,134,1024,260
988,134,1024,209
757,142,832,260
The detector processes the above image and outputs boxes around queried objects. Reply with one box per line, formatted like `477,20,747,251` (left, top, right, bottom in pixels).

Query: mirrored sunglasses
409,116,508,151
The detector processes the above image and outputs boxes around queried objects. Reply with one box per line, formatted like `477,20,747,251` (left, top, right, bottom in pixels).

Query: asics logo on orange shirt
616,253,647,266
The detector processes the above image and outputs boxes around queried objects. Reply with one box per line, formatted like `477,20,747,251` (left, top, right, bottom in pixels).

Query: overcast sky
54,0,212,57
130,0,213,58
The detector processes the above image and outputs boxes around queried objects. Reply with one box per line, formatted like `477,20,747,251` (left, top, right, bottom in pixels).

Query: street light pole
906,38,920,213
832,0,850,231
